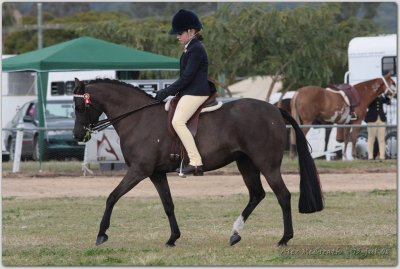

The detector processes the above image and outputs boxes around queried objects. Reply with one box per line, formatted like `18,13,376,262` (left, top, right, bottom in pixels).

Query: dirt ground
2,172,396,199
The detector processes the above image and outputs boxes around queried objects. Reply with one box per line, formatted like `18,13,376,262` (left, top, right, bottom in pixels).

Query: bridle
73,91,160,142
380,75,397,97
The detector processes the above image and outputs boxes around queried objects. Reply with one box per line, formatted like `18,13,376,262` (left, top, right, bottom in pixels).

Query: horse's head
381,72,397,99
72,78,103,142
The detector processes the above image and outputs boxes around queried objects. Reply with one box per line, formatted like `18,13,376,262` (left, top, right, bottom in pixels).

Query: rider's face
177,29,194,46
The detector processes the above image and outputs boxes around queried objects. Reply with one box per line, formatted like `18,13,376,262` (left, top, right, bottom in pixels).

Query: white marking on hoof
231,215,244,236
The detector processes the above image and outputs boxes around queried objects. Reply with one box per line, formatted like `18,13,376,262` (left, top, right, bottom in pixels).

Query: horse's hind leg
342,128,351,160
262,168,293,246
149,172,181,247
230,155,266,246
96,168,146,246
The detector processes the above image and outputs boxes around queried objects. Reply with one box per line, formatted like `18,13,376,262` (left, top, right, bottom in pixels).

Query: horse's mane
355,77,381,88
88,78,156,99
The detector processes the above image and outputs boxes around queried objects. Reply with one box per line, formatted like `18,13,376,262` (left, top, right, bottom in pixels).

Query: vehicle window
27,103,36,117
51,81,65,96
382,56,397,77
46,102,75,119
11,102,30,124
65,81,75,95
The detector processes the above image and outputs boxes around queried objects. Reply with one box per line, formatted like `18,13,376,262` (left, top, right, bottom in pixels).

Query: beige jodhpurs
367,118,386,160
172,95,209,166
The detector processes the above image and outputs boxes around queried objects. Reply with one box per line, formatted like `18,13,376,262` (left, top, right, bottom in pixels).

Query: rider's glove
155,89,170,102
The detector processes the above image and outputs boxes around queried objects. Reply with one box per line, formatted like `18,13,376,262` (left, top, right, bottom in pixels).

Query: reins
74,92,160,133
91,100,161,132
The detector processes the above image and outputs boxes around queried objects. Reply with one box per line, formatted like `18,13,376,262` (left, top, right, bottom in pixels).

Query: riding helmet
169,9,202,35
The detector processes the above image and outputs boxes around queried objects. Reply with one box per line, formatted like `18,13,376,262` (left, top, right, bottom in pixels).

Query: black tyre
33,136,48,161
8,138,16,161
385,132,397,159
355,134,368,160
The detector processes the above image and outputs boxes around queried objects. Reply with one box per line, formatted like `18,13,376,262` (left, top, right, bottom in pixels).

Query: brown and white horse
290,73,396,159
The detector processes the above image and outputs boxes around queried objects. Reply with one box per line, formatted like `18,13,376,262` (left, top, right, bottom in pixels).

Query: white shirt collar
184,38,194,50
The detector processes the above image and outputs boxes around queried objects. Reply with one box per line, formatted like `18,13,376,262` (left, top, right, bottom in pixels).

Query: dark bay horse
72,78,323,247
290,74,396,159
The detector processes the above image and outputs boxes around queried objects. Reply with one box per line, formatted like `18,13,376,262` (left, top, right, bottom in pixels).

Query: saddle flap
167,92,219,138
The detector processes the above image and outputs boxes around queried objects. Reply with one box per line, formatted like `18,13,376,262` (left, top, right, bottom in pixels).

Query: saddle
166,92,222,161
327,83,360,121
327,84,360,108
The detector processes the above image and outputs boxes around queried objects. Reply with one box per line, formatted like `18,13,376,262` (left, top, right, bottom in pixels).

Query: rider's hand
155,89,170,102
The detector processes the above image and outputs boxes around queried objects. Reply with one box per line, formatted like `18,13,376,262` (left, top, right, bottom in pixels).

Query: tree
127,2,217,19
337,2,382,21
204,3,379,100
2,2,383,93
203,4,256,93
2,2,17,27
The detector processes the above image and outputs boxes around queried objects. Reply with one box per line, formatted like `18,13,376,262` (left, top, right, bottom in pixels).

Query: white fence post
12,126,23,173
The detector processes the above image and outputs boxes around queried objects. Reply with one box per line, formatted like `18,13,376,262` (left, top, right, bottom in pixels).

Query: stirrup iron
178,159,186,178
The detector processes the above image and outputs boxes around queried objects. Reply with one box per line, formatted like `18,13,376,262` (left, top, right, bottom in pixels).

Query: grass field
2,190,396,266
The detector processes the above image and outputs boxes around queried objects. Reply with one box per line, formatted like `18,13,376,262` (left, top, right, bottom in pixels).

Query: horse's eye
73,99,86,113
74,104,85,113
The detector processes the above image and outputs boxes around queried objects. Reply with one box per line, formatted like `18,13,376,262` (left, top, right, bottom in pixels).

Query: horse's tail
289,92,301,144
279,108,324,214
289,92,300,152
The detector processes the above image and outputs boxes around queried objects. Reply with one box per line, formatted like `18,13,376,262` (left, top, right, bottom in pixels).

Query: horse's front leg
96,168,146,246
351,126,361,159
149,172,181,247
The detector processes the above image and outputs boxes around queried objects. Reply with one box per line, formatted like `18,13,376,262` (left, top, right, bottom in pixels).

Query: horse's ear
384,72,392,78
74,78,84,94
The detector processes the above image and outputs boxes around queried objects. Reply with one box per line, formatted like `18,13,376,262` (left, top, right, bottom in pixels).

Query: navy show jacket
164,38,211,96
364,96,391,122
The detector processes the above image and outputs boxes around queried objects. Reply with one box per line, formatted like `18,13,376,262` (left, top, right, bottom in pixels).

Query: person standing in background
364,95,391,160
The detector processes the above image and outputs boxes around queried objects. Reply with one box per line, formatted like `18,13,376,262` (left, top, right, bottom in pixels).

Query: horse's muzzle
73,128,92,143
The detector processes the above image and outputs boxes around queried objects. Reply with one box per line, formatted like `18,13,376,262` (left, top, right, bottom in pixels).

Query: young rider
155,9,212,176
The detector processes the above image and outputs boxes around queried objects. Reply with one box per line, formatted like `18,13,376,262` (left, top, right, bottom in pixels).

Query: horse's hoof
165,242,176,247
277,235,292,247
229,233,241,246
277,241,287,247
96,234,108,246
